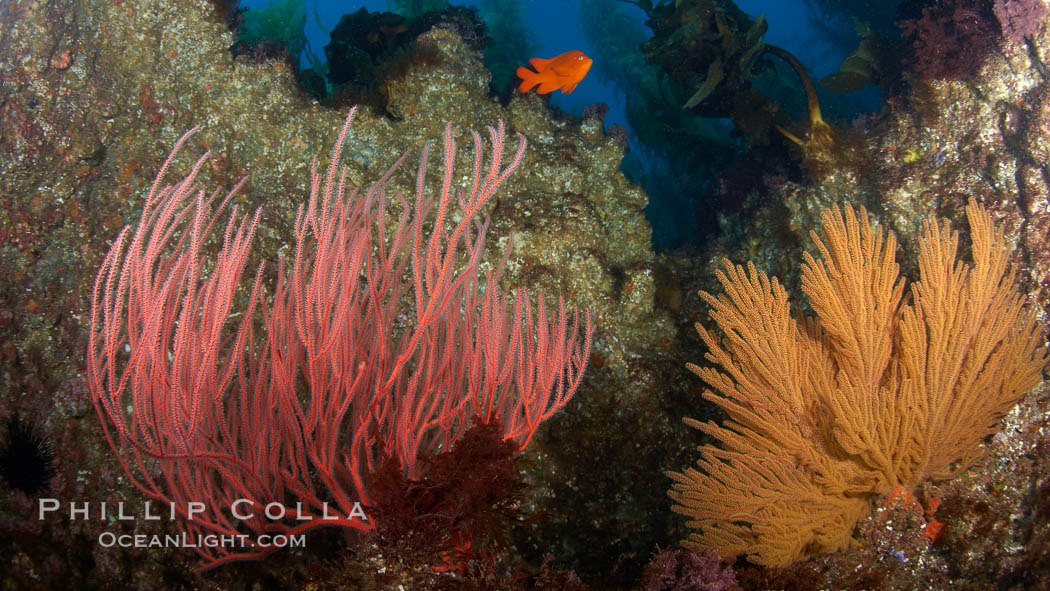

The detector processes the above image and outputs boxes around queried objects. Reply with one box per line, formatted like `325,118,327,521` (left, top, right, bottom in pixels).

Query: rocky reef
0,0,682,587
1,0,1048,588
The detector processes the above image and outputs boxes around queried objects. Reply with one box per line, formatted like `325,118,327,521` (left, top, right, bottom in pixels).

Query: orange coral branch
668,199,1048,566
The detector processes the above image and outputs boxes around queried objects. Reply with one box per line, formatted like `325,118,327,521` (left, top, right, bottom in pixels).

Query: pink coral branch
87,108,594,570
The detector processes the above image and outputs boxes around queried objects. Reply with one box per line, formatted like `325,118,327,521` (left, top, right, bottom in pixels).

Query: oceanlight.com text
97,532,306,550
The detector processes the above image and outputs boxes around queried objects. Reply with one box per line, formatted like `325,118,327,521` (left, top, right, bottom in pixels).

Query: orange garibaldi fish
516,50,593,94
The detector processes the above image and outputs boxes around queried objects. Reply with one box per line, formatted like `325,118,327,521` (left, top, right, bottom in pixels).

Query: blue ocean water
237,0,883,249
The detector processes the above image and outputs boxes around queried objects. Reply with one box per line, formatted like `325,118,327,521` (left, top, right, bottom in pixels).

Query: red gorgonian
87,108,593,570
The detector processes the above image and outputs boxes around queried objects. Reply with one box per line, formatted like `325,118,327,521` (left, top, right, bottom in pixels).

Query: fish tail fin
516,67,539,93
